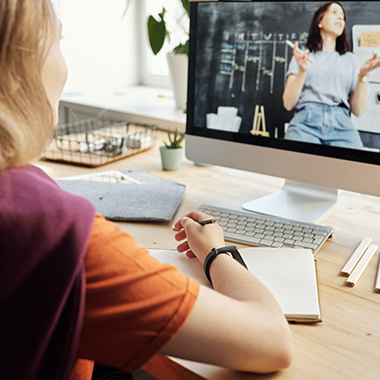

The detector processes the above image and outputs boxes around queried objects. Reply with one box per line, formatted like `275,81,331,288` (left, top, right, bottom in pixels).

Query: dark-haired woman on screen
283,1,380,148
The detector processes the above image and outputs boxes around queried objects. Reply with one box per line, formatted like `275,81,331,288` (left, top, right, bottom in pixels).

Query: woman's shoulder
0,165,95,239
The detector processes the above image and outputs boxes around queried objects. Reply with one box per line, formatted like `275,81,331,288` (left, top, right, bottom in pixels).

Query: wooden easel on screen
250,105,270,137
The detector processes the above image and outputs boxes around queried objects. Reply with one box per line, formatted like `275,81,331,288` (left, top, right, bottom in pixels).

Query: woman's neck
321,34,337,52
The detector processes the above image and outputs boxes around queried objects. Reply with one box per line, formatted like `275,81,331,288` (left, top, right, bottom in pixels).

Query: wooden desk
42,133,380,380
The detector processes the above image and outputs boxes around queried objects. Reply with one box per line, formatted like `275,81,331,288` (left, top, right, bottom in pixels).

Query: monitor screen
186,0,380,222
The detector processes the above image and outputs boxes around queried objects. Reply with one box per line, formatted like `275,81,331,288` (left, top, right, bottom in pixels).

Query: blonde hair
0,0,59,169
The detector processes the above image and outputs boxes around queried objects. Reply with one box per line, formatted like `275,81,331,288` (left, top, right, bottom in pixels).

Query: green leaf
175,133,185,148
173,40,189,55
147,10,167,55
168,130,174,146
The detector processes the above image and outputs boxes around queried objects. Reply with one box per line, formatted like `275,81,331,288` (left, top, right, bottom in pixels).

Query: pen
198,218,216,226
172,218,216,231
286,40,314,64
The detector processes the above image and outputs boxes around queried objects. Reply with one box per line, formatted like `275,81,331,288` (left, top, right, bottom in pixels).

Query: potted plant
160,129,185,171
147,1,189,110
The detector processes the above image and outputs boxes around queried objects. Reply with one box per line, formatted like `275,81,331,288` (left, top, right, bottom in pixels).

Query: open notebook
149,247,321,323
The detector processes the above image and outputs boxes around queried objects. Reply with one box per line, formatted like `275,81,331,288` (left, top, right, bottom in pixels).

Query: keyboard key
272,242,283,248
294,241,318,249
313,236,324,244
313,230,328,236
259,239,273,246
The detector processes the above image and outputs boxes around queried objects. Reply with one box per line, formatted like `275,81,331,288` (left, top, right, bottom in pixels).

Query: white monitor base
242,180,337,223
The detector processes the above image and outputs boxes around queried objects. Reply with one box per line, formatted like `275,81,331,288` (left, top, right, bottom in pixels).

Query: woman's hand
173,211,225,264
293,42,309,73
359,53,380,78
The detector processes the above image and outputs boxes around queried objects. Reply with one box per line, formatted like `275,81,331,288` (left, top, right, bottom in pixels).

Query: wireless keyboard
196,204,334,255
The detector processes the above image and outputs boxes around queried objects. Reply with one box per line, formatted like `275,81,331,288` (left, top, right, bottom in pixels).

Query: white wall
52,0,141,94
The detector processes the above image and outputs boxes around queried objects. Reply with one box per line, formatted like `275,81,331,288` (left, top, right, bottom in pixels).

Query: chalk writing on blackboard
219,31,308,93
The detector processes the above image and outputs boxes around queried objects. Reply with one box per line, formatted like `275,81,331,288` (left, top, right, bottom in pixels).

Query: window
141,0,189,87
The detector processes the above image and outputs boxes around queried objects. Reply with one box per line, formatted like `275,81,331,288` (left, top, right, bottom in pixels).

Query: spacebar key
224,231,261,245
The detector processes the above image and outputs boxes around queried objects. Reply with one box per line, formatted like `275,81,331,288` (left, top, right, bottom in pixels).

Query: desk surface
41,132,380,380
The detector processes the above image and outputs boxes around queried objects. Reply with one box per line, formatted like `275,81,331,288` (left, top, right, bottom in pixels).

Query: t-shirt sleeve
77,214,200,373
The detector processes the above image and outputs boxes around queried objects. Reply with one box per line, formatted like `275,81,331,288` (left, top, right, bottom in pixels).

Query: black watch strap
203,246,248,285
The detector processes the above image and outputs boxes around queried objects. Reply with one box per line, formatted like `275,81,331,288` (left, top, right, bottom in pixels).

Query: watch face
362,75,369,82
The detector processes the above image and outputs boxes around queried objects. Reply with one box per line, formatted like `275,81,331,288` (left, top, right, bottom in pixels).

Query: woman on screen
0,1,292,379
282,1,380,148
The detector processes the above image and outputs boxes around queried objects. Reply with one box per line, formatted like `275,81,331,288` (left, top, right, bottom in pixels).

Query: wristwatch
359,74,369,83
203,246,248,285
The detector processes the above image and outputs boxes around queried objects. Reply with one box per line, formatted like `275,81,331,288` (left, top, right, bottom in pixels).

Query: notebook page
240,247,320,321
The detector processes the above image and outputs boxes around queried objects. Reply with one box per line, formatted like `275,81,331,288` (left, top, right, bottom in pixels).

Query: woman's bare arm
159,212,293,374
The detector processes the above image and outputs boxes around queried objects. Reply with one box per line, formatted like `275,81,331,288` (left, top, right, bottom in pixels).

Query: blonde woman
0,1,292,380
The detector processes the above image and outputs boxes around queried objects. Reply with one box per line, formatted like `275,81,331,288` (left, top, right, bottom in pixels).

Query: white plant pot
166,53,188,110
160,146,183,171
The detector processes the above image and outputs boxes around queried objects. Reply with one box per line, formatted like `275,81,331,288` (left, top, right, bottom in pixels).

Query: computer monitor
185,0,380,223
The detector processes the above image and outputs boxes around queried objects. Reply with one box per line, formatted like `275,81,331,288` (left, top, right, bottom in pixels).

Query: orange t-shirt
74,214,199,376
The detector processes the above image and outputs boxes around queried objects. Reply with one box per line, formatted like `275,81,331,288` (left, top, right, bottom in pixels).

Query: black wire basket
42,116,158,167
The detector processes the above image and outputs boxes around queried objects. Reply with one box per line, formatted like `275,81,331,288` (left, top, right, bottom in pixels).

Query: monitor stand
242,180,337,223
